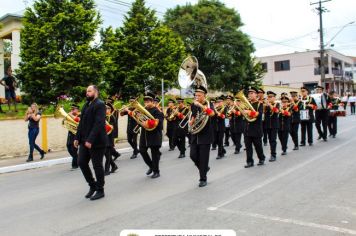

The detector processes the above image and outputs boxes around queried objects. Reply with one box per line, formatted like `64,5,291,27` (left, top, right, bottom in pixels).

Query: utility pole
311,0,331,87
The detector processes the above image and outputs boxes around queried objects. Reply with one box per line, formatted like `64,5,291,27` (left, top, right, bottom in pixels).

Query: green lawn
0,103,55,120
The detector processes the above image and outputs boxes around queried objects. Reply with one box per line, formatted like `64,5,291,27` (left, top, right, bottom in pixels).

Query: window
261,62,268,72
274,60,290,71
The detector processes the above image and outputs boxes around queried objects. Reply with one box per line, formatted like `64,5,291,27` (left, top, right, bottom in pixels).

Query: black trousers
328,116,337,136
224,127,231,145
67,144,78,168
212,130,218,148
351,102,355,115
175,134,186,155
289,123,299,147
78,145,105,190
231,132,243,151
111,146,120,158
104,147,117,173
315,110,329,139
167,127,176,149
300,121,313,144
278,130,289,152
190,143,210,181
244,135,265,164
267,128,278,157
217,130,225,156
127,132,139,155
187,133,191,145
140,146,161,174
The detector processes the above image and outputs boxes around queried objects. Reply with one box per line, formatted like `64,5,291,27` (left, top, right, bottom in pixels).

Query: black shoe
40,151,46,160
113,153,121,161
216,155,224,160
264,143,268,146
26,157,33,162
332,135,336,138
104,171,111,176
199,181,207,187
269,156,276,162
234,150,240,154
178,154,185,158
244,163,254,168
317,136,322,140
72,166,79,170
111,164,118,173
168,148,174,151
146,168,153,175
151,173,160,179
85,187,96,199
300,143,306,146
130,154,137,159
211,147,216,150
323,138,327,142
257,160,265,166
90,190,105,201
309,143,313,146
293,146,299,150
281,151,287,155
223,149,226,154
207,167,210,172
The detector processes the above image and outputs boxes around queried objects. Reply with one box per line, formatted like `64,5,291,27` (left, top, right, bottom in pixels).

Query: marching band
54,57,348,200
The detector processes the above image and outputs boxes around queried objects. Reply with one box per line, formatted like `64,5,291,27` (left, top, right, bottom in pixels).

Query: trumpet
167,106,179,121
178,107,192,129
234,90,257,122
54,106,79,134
126,100,159,131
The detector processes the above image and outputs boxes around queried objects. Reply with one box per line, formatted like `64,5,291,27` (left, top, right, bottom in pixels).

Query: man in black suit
243,87,266,168
265,91,280,162
190,85,215,187
215,95,227,159
120,96,139,159
314,85,330,141
74,85,107,201
139,92,164,179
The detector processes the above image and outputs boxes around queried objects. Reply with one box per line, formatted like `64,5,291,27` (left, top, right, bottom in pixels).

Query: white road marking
208,125,356,210
215,208,356,235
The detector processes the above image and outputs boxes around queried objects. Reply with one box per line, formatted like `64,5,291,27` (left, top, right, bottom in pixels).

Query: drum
300,109,310,121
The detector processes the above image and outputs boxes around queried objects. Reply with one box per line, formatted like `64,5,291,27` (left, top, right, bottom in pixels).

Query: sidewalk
0,139,169,174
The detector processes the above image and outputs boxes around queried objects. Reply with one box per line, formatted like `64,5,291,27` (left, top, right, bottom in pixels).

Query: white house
258,49,355,95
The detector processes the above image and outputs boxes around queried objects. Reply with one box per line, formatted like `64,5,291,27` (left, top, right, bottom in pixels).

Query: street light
325,21,355,47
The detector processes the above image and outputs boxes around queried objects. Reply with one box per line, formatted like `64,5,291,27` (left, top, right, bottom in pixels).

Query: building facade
258,49,355,95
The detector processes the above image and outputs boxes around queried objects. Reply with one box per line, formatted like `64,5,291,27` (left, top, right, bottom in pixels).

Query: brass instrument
178,56,207,89
126,100,158,132
189,101,211,134
178,106,191,129
215,104,225,116
54,106,79,134
234,90,258,122
167,106,178,121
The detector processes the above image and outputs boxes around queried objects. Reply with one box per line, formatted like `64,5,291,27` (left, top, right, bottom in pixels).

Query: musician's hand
85,141,92,149
74,140,79,148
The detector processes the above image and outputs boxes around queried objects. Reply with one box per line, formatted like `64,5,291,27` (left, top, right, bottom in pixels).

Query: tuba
178,56,207,89
235,90,258,122
54,106,79,134
189,101,211,134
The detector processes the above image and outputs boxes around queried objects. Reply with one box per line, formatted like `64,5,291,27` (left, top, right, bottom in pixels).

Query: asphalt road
1,115,356,236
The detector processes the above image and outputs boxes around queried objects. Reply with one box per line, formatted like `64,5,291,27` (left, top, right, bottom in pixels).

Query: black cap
248,87,258,93
300,86,309,92
267,91,276,96
105,102,114,111
176,97,184,102
281,92,288,97
168,98,176,103
281,96,290,102
195,85,208,94
258,88,265,94
71,103,80,109
210,97,216,102
153,97,160,103
144,92,155,101
216,95,225,102
316,85,324,90
290,91,298,95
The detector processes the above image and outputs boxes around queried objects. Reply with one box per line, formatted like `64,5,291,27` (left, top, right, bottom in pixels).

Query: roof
0,13,23,23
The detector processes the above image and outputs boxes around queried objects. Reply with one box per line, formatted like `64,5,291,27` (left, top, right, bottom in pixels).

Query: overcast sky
2,0,356,57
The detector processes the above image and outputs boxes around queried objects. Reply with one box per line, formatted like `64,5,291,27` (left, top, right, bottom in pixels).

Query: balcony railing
314,67,329,75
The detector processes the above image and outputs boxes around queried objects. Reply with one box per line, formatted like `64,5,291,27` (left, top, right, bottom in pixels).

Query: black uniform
289,100,302,149
244,101,266,165
265,102,280,158
211,114,218,150
139,107,164,175
229,110,245,153
278,108,291,153
261,101,268,146
215,106,227,158
166,107,177,150
121,109,139,157
67,131,78,168
328,97,341,137
174,106,189,156
315,93,331,140
110,109,121,159
300,96,316,145
190,101,214,182
76,98,107,192
104,115,118,174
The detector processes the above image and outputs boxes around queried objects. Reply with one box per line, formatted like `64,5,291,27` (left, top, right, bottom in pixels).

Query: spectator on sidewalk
24,103,46,162
0,66,18,112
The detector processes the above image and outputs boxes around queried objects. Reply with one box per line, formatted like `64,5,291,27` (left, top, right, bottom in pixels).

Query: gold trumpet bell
235,90,257,122
54,106,79,134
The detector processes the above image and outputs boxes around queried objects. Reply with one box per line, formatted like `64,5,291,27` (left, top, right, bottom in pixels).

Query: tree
18,0,104,104
100,0,186,98
164,0,260,92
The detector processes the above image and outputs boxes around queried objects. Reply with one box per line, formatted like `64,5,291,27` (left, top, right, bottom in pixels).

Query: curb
0,141,169,174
